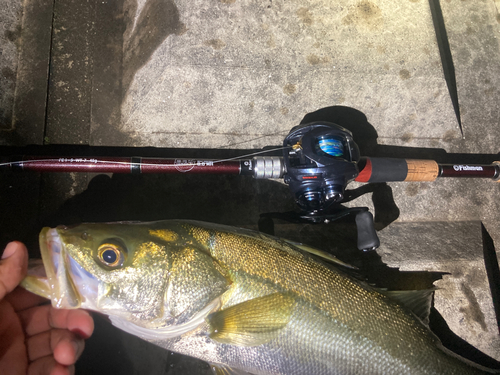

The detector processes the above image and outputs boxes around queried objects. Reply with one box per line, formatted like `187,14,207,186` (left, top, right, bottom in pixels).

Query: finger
28,356,74,375
53,334,85,367
51,364,75,375
0,301,28,375
5,286,50,312
50,308,94,340
26,329,85,365
20,305,94,339
0,242,28,300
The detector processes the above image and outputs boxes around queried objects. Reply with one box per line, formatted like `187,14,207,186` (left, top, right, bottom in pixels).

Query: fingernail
71,328,90,340
1,242,18,260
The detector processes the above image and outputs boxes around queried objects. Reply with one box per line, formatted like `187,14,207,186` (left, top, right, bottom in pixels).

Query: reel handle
355,210,380,251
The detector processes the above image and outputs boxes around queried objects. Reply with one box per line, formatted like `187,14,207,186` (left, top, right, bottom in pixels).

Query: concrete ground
1,0,500,373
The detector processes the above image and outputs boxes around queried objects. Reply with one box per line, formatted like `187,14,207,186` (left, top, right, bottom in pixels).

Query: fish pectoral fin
381,288,435,325
208,292,295,347
209,363,257,375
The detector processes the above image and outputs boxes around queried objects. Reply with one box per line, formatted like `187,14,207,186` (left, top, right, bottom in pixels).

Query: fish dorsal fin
109,298,220,340
380,289,435,325
208,293,295,347
210,363,256,375
283,239,358,270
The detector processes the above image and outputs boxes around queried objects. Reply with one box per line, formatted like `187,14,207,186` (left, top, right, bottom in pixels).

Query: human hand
0,241,94,375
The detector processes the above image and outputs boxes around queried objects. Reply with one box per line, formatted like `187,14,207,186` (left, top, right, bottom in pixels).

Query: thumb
0,242,28,300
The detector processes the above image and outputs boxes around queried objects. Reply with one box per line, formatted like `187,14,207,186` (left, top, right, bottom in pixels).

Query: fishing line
207,146,290,164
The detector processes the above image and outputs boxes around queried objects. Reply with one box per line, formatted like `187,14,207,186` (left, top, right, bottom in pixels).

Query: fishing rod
2,122,499,199
3,150,499,179
2,122,499,250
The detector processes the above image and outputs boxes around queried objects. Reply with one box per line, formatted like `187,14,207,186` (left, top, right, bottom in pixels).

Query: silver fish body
22,220,498,375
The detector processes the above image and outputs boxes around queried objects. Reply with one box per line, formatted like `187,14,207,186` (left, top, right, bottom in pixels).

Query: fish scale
21,220,499,374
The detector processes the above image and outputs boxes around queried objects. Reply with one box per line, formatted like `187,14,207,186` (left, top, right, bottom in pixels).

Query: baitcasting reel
266,122,379,251
282,122,360,213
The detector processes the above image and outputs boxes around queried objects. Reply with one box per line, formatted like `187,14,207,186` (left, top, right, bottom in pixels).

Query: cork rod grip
404,160,439,182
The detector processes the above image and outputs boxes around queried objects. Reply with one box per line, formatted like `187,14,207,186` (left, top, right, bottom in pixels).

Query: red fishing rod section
1,155,285,179
4,156,245,174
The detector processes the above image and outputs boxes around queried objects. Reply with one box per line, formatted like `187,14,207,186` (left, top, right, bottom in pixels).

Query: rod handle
355,157,439,183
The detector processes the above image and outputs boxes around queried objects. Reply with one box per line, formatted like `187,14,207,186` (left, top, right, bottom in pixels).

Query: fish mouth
22,227,99,310
39,227,82,308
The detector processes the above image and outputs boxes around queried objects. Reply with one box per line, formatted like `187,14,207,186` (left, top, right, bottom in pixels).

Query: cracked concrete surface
120,0,459,148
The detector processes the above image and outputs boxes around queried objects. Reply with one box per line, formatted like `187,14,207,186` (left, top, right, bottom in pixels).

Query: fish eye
97,241,126,268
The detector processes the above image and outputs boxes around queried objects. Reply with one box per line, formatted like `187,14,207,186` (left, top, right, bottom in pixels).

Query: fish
21,220,499,375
